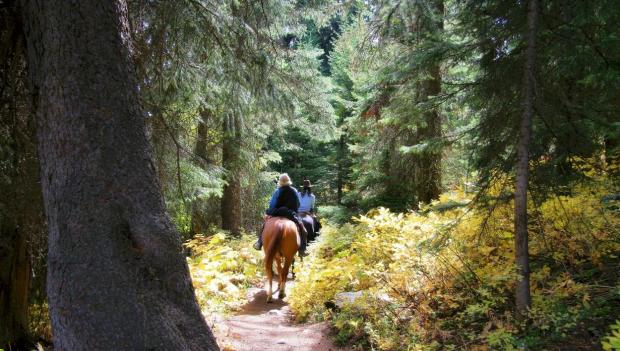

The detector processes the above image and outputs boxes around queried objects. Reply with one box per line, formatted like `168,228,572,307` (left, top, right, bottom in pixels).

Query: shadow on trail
238,288,288,316
214,278,350,351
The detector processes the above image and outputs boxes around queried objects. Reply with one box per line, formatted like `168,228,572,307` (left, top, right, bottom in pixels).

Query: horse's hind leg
279,256,293,299
275,255,284,293
265,255,273,303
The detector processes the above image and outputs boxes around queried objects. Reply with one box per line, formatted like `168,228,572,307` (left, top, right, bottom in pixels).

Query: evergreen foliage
1,0,619,349
450,0,620,190
128,0,337,235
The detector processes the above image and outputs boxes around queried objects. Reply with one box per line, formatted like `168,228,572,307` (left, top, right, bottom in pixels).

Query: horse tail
264,222,284,280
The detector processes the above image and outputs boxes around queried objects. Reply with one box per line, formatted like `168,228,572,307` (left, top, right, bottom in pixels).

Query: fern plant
603,320,620,351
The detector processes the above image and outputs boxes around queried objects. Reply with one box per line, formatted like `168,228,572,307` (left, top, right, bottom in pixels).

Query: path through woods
213,282,349,351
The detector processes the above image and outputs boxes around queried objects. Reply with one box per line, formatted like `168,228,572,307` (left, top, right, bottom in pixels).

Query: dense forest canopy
0,0,618,350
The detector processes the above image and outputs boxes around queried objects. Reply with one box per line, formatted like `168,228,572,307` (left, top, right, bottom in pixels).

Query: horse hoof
278,292,286,299
266,297,273,303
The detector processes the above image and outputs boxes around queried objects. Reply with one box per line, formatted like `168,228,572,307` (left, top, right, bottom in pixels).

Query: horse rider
298,179,321,240
253,173,309,256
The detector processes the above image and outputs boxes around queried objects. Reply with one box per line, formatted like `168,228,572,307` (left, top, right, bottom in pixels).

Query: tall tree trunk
0,172,33,350
336,134,345,204
415,63,442,204
2,115,45,349
19,1,218,349
0,225,30,349
194,109,212,166
386,134,412,208
0,22,30,348
221,113,242,236
514,0,538,317
414,0,443,205
150,111,171,190
0,21,44,349
191,109,212,235
0,218,31,349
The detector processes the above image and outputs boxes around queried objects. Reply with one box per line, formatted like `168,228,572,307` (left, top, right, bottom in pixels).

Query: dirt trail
213,282,348,351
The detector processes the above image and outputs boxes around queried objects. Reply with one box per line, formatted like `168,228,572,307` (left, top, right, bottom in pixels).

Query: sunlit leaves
185,233,264,315
289,176,620,350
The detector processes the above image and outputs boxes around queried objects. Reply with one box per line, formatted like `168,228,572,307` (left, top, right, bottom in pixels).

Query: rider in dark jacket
254,173,308,256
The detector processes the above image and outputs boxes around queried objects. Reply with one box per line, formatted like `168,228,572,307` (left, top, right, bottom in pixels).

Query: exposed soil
212,282,349,351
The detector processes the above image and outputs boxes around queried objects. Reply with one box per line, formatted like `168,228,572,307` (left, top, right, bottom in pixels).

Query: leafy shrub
22,232,260,343
290,179,620,350
29,301,52,342
185,232,263,315
603,320,620,351
319,205,359,225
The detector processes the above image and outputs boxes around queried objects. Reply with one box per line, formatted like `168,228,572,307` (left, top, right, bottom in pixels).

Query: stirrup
253,241,262,250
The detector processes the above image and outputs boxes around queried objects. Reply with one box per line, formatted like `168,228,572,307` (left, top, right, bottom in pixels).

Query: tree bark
149,111,172,191
221,113,242,236
0,18,44,348
191,109,212,235
415,63,442,204
413,0,443,205
0,220,31,349
194,109,212,167
514,0,538,317
19,1,218,349
336,134,345,204
2,131,44,349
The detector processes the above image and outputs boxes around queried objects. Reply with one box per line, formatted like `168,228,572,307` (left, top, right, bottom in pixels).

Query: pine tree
514,0,538,317
451,0,620,316
130,0,336,235
329,0,447,210
19,1,218,348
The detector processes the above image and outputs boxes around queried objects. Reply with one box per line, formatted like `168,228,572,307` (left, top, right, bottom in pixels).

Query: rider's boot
253,223,265,251
314,215,322,234
296,221,308,257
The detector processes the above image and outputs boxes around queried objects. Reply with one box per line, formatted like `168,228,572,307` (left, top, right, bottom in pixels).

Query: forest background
0,0,619,350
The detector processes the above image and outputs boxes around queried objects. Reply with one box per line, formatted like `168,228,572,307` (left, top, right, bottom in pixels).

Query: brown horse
262,216,299,303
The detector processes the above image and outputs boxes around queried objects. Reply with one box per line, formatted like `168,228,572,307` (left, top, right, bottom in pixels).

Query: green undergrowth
603,320,620,350
29,301,52,343
289,178,620,350
185,232,263,316
319,205,360,225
